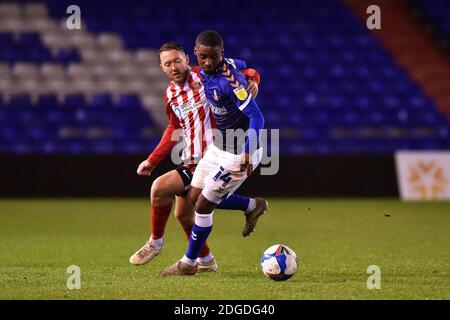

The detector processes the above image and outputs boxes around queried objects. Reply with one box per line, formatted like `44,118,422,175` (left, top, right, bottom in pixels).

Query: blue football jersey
200,58,264,154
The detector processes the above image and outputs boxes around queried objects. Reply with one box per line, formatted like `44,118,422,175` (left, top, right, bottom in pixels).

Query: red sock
151,202,173,240
182,225,210,258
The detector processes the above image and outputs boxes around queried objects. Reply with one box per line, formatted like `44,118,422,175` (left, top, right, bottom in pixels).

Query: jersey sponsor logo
233,85,248,101
173,107,182,119
172,100,205,117
211,105,228,115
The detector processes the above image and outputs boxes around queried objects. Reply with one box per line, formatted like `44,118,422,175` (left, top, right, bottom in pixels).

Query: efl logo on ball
261,244,298,281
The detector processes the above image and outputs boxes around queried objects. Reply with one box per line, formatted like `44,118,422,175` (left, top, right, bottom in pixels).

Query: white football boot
129,238,163,265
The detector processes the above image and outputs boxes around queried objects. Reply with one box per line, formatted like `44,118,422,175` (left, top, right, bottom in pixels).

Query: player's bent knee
150,177,174,204
195,194,216,214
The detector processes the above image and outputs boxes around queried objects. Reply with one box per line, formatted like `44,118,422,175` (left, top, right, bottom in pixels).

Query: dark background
0,154,397,197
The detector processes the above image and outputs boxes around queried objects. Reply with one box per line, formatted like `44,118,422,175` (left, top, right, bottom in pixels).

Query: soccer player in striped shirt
129,42,268,272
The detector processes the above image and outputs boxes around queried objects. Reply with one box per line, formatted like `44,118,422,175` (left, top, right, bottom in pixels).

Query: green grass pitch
0,198,449,300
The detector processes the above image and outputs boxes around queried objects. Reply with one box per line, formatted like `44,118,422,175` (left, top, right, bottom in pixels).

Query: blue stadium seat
8,95,33,109
56,48,80,64
37,94,59,109
116,94,141,109
90,94,113,108
33,139,59,153
61,138,89,154
90,139,115,154
63,94,87,109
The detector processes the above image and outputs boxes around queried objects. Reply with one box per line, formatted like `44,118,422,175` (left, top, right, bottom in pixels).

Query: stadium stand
0,0,449,154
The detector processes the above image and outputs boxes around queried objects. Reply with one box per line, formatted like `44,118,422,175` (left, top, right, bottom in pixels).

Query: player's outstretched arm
221,69,265,175
138,113,181,176
240,99,265,175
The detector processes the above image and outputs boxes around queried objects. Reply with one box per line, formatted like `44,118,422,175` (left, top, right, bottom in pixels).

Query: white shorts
191,144,263,204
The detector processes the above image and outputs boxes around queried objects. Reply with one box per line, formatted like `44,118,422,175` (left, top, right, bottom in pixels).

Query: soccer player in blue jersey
129,42,267,272
160,30,266,276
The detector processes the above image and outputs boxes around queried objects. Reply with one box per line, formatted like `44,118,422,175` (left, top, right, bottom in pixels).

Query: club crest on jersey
233,85,248,101
213,89,220,101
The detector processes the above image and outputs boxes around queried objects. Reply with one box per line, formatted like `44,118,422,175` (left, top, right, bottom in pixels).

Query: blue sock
186,213,213,260
217,194,250,212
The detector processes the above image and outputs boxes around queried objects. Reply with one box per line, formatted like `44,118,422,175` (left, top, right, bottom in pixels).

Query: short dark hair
159,41,185,54
195,30,224,48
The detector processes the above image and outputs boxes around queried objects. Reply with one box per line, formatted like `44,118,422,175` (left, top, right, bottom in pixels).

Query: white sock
197,253,214,264
246,198,256,213
150,236,163,248
195,212,213,227
181,255,197,266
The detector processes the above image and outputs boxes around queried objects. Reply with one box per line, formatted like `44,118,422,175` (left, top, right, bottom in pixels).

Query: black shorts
175,164,197,196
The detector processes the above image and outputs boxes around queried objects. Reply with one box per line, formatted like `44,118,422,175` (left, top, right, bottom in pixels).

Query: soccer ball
261,244,298,281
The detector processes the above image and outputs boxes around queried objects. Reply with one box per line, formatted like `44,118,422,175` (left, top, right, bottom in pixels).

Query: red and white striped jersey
164,67,216,164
